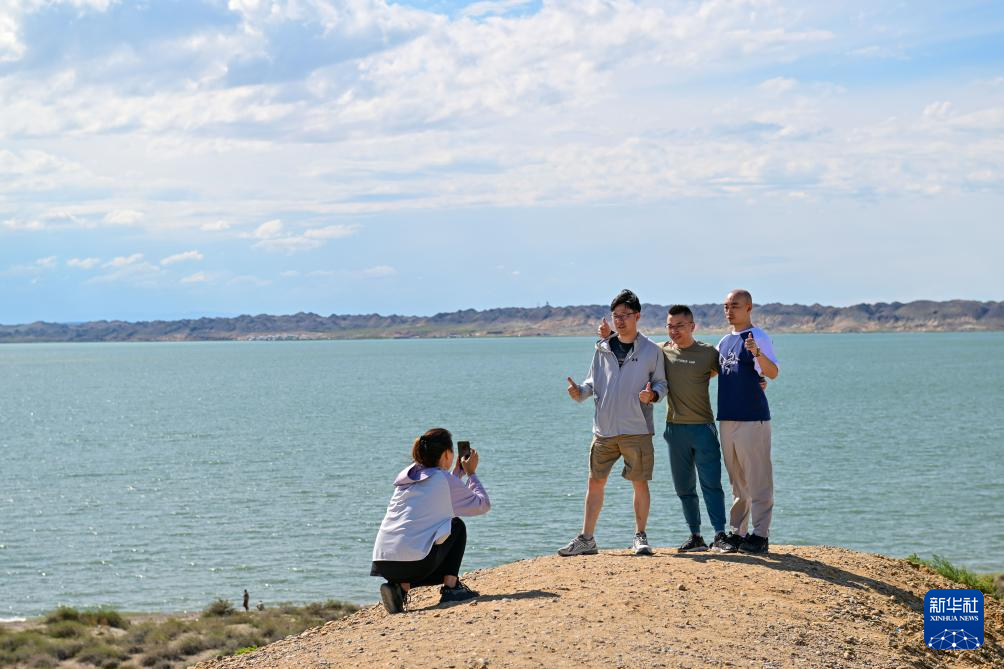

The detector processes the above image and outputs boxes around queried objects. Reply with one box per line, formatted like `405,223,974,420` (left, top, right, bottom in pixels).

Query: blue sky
1,0,1002,323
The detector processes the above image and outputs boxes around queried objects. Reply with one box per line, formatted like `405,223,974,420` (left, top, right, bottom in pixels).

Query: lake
1,333,1001,618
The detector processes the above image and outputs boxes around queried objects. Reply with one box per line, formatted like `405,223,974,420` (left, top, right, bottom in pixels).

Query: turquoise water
1,333,1001,618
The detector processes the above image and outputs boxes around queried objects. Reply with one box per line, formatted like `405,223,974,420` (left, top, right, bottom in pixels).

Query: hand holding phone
457,440,471,471
456,441,479,476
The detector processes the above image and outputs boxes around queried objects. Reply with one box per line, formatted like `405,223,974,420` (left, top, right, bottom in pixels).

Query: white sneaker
632,531,653,556
557,534,598,557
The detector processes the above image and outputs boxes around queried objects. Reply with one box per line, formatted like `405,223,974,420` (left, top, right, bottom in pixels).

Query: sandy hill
194,546,1002,669
3,300,1003,342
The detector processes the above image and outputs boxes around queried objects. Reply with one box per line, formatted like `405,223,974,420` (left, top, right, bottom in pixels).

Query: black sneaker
709,531,733,552
711,532,742,553
440,580,479,605
738,533,769,554
677,534,708,552
380,582,406,614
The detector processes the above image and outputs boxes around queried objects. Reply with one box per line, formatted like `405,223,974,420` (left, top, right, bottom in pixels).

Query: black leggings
371,517,467,587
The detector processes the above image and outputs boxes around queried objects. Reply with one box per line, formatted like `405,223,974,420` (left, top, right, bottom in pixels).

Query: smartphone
457,441,472,465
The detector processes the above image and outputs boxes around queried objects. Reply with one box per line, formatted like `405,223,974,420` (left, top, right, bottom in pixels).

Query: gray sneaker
632,531,653,556
557,534,598,557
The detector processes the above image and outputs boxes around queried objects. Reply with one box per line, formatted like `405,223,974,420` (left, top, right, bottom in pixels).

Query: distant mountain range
1,300,1001,343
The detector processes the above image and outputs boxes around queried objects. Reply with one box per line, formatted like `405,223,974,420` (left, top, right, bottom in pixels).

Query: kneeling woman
371,428,491,613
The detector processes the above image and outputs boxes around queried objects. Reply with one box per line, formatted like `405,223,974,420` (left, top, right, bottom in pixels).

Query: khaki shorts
589,434,654,481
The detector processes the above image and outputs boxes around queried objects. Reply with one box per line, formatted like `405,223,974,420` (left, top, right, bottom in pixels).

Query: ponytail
411,428,453,468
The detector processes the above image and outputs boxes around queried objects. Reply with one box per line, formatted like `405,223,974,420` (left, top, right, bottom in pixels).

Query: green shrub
76,641,127,665
0,631,62,666
203,598,236,617
45,606,82,624
906,554,999,598
51,639,86,660
43,606,128,629
81,608,129,629
171,632,210,657
45,620,87,639
140,642,183,667
234,645,258,655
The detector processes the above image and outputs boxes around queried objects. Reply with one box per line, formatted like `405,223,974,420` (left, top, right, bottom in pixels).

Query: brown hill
194,546,1002,669
1,300,1002,342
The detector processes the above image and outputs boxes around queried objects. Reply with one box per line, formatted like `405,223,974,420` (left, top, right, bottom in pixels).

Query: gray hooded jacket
572,332,668,437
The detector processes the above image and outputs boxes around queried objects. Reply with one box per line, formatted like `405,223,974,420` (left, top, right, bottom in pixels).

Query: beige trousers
719,420,773,538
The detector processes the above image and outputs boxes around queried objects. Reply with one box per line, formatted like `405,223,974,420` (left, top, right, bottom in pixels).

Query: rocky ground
195,546,1002,669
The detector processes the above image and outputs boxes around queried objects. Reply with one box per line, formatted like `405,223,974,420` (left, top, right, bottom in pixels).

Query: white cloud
253,236,323,254
0,0,999,278
361,265,395,278
35,255,58,268
228,274,271,287
90,260,162,284
252,219,284,239
304,224,359,239
105,253,144,268
922,101,953,120
160,250,204,266
248,220,358,253
104,210,144,226
180,271,208,283
67,257,101,269
200,220,233,231
2,218,45,231
758,77,798,95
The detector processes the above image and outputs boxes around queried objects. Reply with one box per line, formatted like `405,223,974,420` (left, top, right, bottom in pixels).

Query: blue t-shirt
717,327,776,421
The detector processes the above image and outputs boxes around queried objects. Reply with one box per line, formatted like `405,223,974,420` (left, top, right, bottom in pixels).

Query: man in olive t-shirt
661,305,729,553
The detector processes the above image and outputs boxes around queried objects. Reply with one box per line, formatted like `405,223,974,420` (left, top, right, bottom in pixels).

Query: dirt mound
195,546,1003,668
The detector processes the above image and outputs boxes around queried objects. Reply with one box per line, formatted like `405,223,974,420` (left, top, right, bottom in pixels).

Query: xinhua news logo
924,589,984,650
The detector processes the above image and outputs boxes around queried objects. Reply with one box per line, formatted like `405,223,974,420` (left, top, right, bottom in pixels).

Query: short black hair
667,305,693,320
610,289,641,313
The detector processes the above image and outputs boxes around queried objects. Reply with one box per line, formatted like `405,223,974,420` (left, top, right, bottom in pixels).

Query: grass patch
1,598,358,668
907,553,1000,598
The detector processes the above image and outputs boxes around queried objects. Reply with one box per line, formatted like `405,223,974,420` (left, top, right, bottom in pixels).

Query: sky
1,0,1002,323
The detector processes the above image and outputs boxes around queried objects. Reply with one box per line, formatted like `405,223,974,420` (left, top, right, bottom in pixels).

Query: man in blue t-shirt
715,289,779,555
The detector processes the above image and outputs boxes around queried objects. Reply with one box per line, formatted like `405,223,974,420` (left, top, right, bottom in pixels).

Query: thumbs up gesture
597,318,612,339
744,331,760,356
639,381,655,404
566,376,581,401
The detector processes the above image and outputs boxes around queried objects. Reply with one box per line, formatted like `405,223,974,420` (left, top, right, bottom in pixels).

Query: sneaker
711,532,743,553
739,533,769,554
677,534,708,552
557,534,598,557
632,531,653,556
439,580,479,604
709,531,733,553
379,582,405,614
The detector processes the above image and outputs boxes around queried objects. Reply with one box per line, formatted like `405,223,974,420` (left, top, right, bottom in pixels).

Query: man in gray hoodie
560,289,669,557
